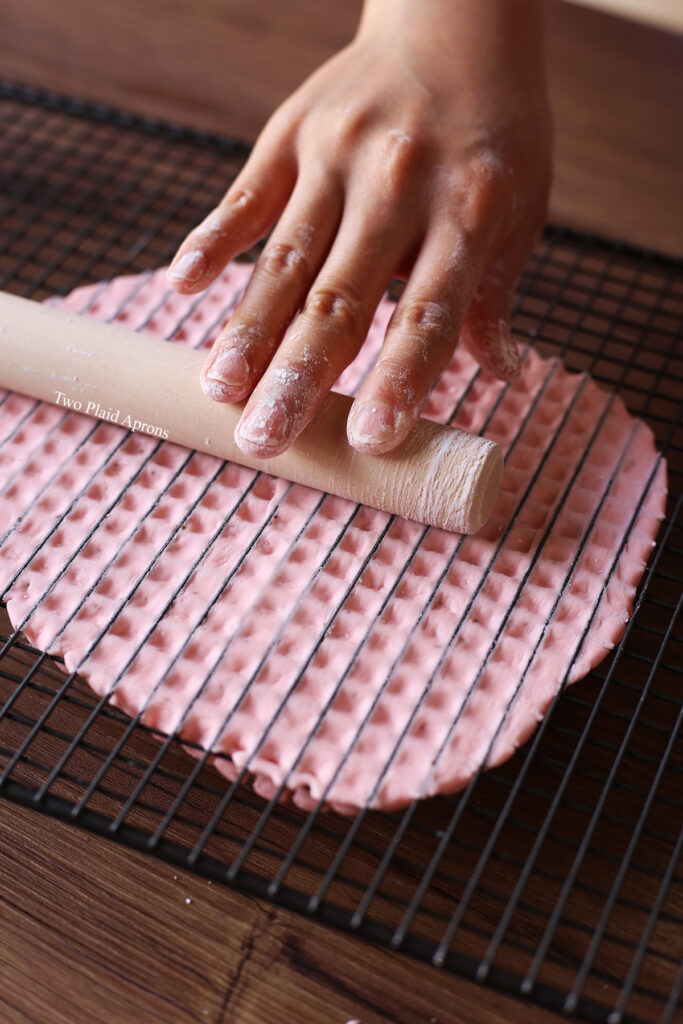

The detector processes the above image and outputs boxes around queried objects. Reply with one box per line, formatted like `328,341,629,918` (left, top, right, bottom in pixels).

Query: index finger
167,112,298,294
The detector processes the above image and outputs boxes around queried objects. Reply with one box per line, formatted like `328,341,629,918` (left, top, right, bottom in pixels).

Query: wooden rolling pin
0,291,503,534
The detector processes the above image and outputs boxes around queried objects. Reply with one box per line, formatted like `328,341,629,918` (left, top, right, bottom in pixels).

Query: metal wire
0,80,681,1024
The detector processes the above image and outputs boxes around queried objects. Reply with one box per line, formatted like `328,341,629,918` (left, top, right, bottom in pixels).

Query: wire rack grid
0,81,681,1024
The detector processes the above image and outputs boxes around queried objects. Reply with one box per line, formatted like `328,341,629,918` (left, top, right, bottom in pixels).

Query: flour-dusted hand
167,0,552,458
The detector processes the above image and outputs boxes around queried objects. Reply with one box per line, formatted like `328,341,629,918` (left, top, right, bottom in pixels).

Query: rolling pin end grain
419,432,504,535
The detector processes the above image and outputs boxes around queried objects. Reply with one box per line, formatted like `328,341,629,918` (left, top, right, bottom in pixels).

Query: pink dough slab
0,264,667,813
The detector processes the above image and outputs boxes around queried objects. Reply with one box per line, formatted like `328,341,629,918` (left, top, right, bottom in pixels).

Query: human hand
167,0,552,458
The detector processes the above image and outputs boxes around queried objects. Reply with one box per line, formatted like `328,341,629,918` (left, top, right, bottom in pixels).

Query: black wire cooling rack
0,81,681,1024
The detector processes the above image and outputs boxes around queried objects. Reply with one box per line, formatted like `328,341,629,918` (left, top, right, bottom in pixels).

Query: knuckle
470,152,510,199
304,282,363,335
221,184,260,217
390,300,455,368
339,107,368,142
393,299,452,338
382,128,427,192
375,354,422,401
258,241,310,282
449,152,515,234
336,104,374,147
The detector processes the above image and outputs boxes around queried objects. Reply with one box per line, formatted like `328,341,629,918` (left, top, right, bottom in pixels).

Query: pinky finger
460,257,524,381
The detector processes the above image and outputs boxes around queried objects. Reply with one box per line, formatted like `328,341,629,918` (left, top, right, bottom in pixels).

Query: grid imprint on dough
0,82,681,1024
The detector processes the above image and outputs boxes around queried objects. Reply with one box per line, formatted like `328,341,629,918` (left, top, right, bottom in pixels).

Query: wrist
356,0,546,97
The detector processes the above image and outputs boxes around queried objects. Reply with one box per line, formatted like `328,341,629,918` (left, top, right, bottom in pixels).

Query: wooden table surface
2,798,569,1024
0,3,681,1023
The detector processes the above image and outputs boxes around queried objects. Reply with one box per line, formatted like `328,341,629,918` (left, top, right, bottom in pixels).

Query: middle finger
234,203,416,458
201,169,344,402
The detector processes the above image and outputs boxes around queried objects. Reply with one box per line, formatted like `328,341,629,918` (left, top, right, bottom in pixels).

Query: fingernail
493,320,521,379
167,250,206,284
206,348,250,389
236,400,289,452
348,400,395,445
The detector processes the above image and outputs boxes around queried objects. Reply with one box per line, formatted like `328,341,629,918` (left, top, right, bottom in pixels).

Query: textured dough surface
0,265,667,812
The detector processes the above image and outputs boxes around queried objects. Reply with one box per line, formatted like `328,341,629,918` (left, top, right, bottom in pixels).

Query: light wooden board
568,0,683,34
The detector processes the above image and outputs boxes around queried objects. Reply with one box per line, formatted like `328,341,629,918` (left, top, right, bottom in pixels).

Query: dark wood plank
0,799,569,1024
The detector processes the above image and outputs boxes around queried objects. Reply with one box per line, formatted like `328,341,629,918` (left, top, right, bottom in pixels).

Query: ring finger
347,228,487,453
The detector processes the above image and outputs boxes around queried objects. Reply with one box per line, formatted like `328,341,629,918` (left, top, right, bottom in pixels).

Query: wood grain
0,798,571,1024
